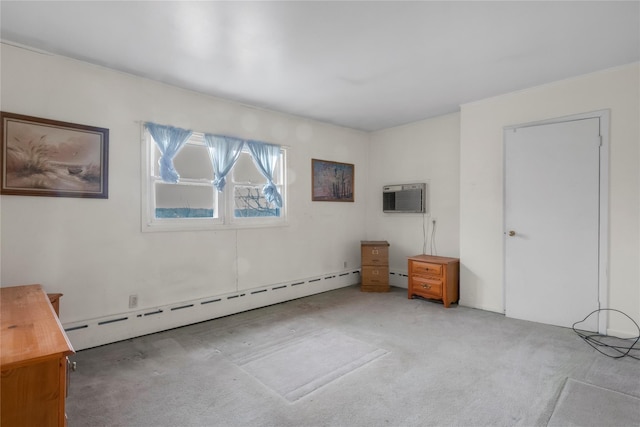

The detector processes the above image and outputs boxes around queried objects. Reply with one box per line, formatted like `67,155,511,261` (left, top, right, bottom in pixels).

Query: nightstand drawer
411,276,443,299
412,262,442,277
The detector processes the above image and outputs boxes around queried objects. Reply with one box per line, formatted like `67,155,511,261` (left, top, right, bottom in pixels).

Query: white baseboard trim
389,269,408,288
606,328,639,339
64,269,361,350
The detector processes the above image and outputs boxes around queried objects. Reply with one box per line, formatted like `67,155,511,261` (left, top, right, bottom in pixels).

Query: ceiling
1,1,639,132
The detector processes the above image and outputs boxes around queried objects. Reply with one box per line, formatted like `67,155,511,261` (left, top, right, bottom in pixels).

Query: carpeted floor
547,378,640,426
230,328,388,402
66,285,640,426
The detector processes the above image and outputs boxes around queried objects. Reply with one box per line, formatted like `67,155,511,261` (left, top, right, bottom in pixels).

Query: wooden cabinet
408,255,460,307
48,293,63,317
361,241,390,292
1,285,74,426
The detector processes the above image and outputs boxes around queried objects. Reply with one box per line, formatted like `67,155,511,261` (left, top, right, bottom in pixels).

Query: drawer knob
422,284,431,289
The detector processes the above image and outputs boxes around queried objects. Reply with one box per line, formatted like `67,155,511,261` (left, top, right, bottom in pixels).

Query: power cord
572,308,640,360
430,219,437,256
422,213,428,254
421,214,438,256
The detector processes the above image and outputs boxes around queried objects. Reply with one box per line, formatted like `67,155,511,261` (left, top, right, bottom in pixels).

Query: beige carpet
65,286,640,426
230,328,388,402
547,378,640,426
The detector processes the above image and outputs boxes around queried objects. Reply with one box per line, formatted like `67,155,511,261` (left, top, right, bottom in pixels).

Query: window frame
226,148,287,226
141,126,287,232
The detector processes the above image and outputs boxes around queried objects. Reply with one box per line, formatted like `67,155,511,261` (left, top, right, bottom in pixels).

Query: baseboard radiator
389,269,409,288
64,269,361,350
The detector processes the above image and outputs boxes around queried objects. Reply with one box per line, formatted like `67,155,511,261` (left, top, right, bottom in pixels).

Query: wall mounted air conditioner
383,183,427,213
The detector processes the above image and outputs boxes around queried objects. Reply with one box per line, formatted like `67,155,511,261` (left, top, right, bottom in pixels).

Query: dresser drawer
362,266,389,285
411,276,443,299
361,245,389,265
412,262,442,277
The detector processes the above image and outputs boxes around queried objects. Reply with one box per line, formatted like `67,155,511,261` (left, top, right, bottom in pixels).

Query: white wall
460,63,640,336
0,44,370,348
367,113,461,278
3,42,637,342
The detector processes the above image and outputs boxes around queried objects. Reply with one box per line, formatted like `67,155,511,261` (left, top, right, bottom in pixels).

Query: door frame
503,110,610,334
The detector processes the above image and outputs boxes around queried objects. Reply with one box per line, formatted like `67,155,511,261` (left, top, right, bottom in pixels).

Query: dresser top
1,284,74,369
361,241,390,246
408,254,459,264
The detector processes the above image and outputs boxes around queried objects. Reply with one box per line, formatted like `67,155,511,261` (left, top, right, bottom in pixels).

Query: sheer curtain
145,123,193,183
246,140,283,207
203,134,245,191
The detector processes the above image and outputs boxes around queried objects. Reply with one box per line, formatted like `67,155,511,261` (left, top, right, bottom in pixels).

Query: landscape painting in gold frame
1,112,109,199
311,158,354,202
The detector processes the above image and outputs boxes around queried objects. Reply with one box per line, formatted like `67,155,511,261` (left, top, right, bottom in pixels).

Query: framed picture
1,112,109,199
311,158,354,202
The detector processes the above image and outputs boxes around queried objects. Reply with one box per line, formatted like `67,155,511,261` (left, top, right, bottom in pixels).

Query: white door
504,118,601,331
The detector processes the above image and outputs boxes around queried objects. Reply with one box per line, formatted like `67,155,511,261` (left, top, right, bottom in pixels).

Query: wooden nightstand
408,254,460,307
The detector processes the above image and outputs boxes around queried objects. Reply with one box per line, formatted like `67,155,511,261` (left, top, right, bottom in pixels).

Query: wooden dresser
1,284,74,426
47,293,63,317
408,255,460,307
361,241,390,292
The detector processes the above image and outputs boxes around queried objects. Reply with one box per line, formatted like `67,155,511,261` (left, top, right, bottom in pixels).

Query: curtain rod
136,121,291,149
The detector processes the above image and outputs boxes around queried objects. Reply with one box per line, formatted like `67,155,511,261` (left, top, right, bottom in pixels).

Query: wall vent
171,304,194,311
98,317,128,326
143,309,163,316
65,324,88,332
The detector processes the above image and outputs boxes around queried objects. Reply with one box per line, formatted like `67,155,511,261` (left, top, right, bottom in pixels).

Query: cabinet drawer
362,246,389,265
412,262,442,277
362,266,389,285
411,276,443,299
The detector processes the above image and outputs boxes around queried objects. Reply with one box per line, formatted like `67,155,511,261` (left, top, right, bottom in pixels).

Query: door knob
508,230,516,236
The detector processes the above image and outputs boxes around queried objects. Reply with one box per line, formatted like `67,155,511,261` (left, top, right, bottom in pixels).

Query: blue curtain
145,122,193,183
246,140,283,208
203,134,245,191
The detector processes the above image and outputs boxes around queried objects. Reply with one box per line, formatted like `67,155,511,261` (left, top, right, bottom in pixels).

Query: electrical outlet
343,261,348,268
129,294,138,309
431,217,437,225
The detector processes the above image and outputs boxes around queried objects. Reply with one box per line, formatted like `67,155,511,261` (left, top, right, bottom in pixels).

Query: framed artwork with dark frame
1,112,109,199
311,158,354,202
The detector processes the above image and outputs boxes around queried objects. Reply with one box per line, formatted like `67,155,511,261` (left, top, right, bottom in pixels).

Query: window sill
141,218,289,233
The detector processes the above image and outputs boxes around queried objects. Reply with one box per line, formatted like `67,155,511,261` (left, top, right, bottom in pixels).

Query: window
142,129,286,231
231,151,284,219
